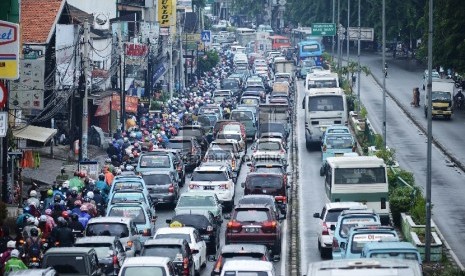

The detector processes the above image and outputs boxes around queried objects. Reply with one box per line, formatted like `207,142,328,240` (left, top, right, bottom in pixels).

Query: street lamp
196,41,200,79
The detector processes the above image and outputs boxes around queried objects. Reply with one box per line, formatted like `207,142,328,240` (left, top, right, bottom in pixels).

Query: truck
424,79,454,119
258,104,290,139
255,32,272,55
273,58,295,77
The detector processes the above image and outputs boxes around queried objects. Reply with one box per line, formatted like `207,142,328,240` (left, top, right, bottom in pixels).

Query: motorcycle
455,96,464,110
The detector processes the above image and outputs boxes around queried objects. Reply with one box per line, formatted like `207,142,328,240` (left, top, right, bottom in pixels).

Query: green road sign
311,23,336,36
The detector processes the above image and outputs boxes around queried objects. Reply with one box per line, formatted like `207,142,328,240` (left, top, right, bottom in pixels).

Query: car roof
122,256,171,266
246,172,283,178
7,268,56,276
340,208,377,216
88,216,132,224
325,202,366,210
45,247,96,254
75,236,117,244
194,165,227,172
257,138,282,143
156,227,196,235
142,171,172,176
144,238,185,246
180,191,217,197
222,260,273,271
235,203,272,210
362,241,417,251
175,209,211,217
306,258,422,274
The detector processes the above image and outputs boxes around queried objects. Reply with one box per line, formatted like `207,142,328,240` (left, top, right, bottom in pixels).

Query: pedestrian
351,74,357,87
414,87,420,107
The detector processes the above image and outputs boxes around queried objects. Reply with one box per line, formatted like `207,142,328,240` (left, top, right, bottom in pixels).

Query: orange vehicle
268,35,291,50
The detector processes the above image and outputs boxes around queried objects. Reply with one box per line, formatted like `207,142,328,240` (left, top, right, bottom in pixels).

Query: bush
389,186,414,227
410,193,427,225
376,148,396,166
197,50,220,75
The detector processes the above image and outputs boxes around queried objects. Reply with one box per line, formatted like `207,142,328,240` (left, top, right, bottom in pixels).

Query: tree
197,50,219,75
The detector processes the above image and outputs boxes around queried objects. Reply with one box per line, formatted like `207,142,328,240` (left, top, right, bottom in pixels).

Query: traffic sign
311,23,336,36
0,112,7,138
201,30,211,42
0,82,7,108
0,20,20,80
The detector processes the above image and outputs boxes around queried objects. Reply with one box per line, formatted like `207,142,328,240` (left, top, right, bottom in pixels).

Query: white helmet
86,191,94,199
39,215,47,222
7,240,16,249
62,180,69,188
11,249,20,258
29,190,37,197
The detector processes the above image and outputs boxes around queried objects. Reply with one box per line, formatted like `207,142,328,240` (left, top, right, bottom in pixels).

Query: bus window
308,96,344,112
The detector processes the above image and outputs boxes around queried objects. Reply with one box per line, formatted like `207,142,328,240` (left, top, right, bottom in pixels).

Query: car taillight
189,184,200,189
262,220,277,232
142,229,151,236
322,222,329,235
169,184,175,193
227,220,242,233
219,183,229,190
323,145,327,152
31,257,38,262
113,255,118,265
275,196,287,203
183,257,189,275
213,256,223,273
332,237,340,252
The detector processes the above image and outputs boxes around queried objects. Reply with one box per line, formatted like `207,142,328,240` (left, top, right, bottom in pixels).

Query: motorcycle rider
454,89,464,108
24,228,42,261
0,240,16,273
68,213,85,238
78,205,91,228
3,249,27,273
22,217,40,239
26,190,40,209
49,217,74,247
42,189,54,211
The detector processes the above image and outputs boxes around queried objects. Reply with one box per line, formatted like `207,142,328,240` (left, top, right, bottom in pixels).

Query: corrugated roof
21,0,65,44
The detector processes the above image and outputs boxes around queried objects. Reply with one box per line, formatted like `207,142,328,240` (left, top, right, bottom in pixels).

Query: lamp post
196,41,200,79
347,0,350,62
382,0,386,149
332,0,336,56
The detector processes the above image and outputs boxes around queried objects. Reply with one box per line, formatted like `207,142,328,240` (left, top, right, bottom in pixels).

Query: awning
13,125,57,144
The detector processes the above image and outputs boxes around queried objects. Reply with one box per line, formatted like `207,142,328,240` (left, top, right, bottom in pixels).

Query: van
42,247,103,276
361,241,422,266
220,260,274,276
424,79,454,119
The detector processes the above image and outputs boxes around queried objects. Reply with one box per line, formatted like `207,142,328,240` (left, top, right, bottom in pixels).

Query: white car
252,138,287,162
153,226,207,274
220,260,275,276
188,165,236,211
216,129,246,152
312,202,366,258
118,256,176,276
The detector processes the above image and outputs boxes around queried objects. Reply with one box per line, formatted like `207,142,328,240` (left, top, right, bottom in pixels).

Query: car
331,208,381,260
85,217,142,257
241,172,289,215
178,125,209,154
141,239,195,276
240,95,261,106
221,79,241,97
42,247,103,276
216,129,246,153
203,148,239,174
75,236,127,275
320,132,356,175
108,189,154,209
252,138,287,162
155,148,187,185
167,136,202,171
230,109,258,141
198,105,224,121
118,256,177,276
109,175,148,196
167,209,222,254
361,241,422,266
208,244,271,276
259,132,286,146
220,260,275,276
105,202,156,242
210,139,244,165
175,191,223,221
259,122,288,140
224,204,281,257
312,202,366,258
153,226,207,274
197,114,219,142
237,195,282,220
8,268,57,276
215,121,247,141
342,225,399,259
188,165,236,211
136,151,180,184
142,171,180,208
213,89,233,103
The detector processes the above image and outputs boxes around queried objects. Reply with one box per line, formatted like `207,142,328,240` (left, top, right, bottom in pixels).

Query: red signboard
125,43,148,56
111,94,139,113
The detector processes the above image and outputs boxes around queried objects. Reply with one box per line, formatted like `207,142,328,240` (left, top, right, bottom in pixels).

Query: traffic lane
358,73,465,266
357,52,465,167
154,145,284,275
295,80,330,273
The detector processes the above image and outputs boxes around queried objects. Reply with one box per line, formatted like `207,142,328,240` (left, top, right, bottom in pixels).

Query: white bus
324,156,390,225
302,87,347,147
304,71,339,93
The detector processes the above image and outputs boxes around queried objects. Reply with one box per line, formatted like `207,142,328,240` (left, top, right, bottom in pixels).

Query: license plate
335,153,343,157
436,110,443,114
244,227,260,233
320,127,327,132
204,186,215,190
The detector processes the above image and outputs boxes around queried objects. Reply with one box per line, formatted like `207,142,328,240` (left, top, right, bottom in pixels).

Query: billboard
9,59,45,110
56,24,79,87
158,0,173,27
0,20,20,80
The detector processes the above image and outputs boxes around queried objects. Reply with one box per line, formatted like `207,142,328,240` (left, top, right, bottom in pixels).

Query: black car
167,136,202,171
178,125,209,155
141,238,195,276
142,171,180,208
221,78,241,97
209,244,271,276
167,210,222,254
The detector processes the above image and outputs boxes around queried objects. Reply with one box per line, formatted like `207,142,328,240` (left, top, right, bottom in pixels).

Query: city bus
290,27,312,45
268,35,291,50
236,28,256,47
297,40,324,66
324,156,390,225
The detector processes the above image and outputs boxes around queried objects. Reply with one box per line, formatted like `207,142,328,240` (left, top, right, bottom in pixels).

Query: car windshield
308,95,344,111
235,209,269,222
191,171,228,182
248,175,282,188
143,174,171,185
325,135,354,149
224,272,269,276
211,143,235,152
108,206,146,224
223,124,242,133
111,192,145,203
221,252,265,262
178,196,216,207
431,91,451,102
44,255,88,274
74,243,112,259
339,216,377,238
168,141,192,150
198,116,217,127
86,223,129,238
217,133,241,141
231,111,253,122
370,252,419,261
121,266,165,276
113,181,143,191
139,155,171,168
307,79,338,89
172,215,210,229
257,142,281,151
142,245,182,259
239,198,274,207
351,233,397,254
155,233,191,243
222,81,239,89
241,98,260,105
325,209,346,223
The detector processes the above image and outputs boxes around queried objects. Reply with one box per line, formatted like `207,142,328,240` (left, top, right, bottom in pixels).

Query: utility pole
169,26,174,100
118,26,125,131
332,0,336,56
382,0,386,148
179,14,184,93
81,19,90,160
337,0,342,70
347,0,350,62
356,0,361,112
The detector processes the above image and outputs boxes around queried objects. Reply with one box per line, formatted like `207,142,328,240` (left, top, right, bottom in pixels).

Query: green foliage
373,134,383,150
375,147,396,166
359,106,368,119
197,50,219,75
425,264,465,276
410,193,427,225
397,169,415,186
389,186,414,226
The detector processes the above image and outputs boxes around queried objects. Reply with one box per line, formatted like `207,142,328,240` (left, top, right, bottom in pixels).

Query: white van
305,71,339,93
305,259,422,276
220,260,275,276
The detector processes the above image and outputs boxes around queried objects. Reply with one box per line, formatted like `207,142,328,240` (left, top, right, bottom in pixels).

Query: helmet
11,249,20,258
23,206,31,213
98,174,105,181
45,209,52,216
80,205,89,212
86,191,94,199
27,217,36,225
62,180,70,188
62,211,69,219
7,240,16,249
47,189,53,196
39,215,47,222
57,217,67,227
30,228,39,237
54,194,62,202
29,201,37,208
70,213,79,221
29,190,37,197
83,197,91,203
74,200,82,206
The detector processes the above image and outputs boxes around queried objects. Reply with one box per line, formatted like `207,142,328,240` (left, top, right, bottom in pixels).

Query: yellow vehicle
424,79,454,119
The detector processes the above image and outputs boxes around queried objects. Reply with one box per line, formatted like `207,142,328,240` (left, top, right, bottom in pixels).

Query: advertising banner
111,94,139,113
0,20,20,80
158,0,173,27
9,59,45,110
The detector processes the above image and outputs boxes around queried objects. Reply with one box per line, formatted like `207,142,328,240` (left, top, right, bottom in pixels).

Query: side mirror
313,212,320,218
191,249,199,255
241,182,245,188
208,255,217,262
330,225,336,231
166,219,172,224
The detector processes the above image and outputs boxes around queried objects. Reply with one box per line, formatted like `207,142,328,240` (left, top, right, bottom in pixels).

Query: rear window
217,133,241,141
205,150,232,161
108,206,146,224
247,175,282,188
224,271,269,276
325,135,354,149
231,111,253,121
121,266,166,276
142,245,182,259
324,209,346,223
235,209,270,222
178,196,216,207
178,129,202,137
74,243,112,259
155,233,191,243
370,252,420,261
351,233,397,254
143,174,172,185
44,255,88,274
168,141,192,150
113,181,143,191
111,192,145,203
339,216,377,238
191,171,228,182
85,223,129,238
139,155,171,168
254,167,283,174
257,142,281,151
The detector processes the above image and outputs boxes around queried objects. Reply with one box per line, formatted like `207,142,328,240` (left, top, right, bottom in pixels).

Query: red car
225,204,282,257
